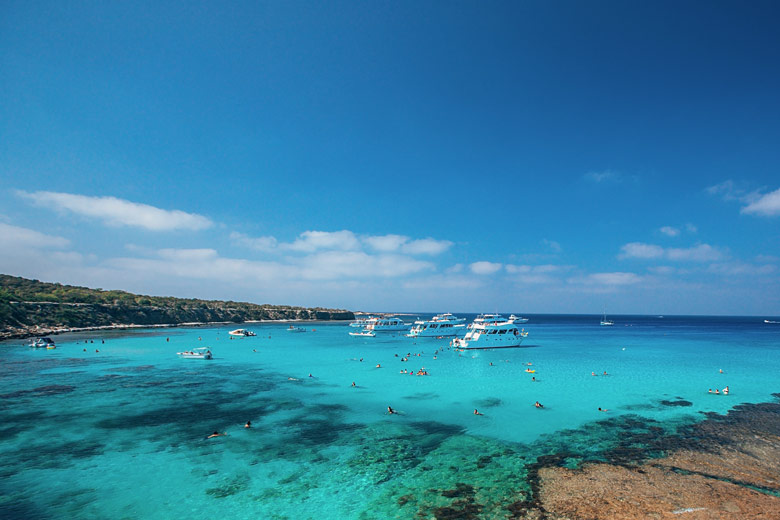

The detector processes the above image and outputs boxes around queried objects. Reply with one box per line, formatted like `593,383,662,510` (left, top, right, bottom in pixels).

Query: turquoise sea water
2,314,779,519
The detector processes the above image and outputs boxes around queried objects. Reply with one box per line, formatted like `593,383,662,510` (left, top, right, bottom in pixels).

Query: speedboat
177,347,212,359
229,329,256,337
765,319,779,324
508,314,529,324
287,325,307,333
349,330,376,337
407,313,466,337
452,316,528,349
366,316,408,332
29,337,56,349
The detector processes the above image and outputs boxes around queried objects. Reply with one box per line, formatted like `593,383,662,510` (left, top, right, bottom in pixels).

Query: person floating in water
207,432,225,439
531,376,536,382
535,401,543,408
244,421,251,428
387,406,396,414
351,381,356,387
473,409,483,415
598,407,608,412
723,386,729,395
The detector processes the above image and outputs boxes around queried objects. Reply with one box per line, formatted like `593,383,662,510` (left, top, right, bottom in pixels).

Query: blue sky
1,1,779,315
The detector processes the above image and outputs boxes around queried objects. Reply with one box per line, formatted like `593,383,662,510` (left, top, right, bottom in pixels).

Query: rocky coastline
529,398,780,519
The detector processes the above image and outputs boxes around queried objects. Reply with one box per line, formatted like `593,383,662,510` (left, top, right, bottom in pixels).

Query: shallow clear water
1,315,778,519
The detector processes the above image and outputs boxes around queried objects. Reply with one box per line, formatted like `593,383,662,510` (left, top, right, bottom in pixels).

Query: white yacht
29,337,56,349
177,347,212,359
508,314,529,324
366,316,409,332
452,316,528,349
407,313,466,338
600,311,614,326
349,316,379,328
229,329,256,337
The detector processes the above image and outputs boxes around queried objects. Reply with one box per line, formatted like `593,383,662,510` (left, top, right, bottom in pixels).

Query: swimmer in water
245,421,252,428
351,381,356,387
535,401,543,408
473,409,483,415
598,407,608,412
207,432,225,439
387,406,396,414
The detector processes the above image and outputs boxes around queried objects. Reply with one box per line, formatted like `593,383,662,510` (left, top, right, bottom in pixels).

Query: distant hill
0,274,354,339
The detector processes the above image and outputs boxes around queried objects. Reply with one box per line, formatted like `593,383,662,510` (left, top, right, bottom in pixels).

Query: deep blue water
1,314,778,519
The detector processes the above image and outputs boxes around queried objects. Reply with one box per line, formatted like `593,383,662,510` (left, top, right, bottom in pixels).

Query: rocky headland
0,274,353,340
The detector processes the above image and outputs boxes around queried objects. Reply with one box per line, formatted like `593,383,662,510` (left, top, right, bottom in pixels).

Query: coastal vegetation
0,274,353,339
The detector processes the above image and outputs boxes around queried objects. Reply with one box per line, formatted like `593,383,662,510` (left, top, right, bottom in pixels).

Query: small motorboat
287,325,307,333
229,329,256,337
177,347,213,360
509,314,529,323
29,337,56,349
349,330,376,337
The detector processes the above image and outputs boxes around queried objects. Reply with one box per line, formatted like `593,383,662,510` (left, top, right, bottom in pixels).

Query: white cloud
282,230,360,253
685,223,698,233
666,244,724,262
364,234,408,252
445,263,464,274
0,222,70,249
707,262,776,276
470,261,503,275
584,170,619,183
741,187,780,217
570,272,642,286
401,238,453,255
659,226,680,237
619,242,664,259
17,191,213,231
299,251,434,280
229,231,278,251
619,242,723,262
542,239,562,252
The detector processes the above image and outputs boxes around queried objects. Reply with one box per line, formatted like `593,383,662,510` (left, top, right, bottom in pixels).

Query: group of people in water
708,386,730,395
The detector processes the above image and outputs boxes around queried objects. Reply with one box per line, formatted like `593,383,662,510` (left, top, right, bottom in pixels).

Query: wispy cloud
0,222,70,249
705,180,780,216
282,230,361,253
469,261,503,275
229,232,278,251
569,272,642,286
741,187,780,217
16,191,213,231
363,234,408,252
659,226,680,237
619,242,724,262
542,239,562,252
584,170,620,183
402,238,452,255
707,262,776,276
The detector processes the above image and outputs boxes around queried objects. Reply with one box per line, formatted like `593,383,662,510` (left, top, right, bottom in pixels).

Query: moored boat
177,347,212,359
407,313,466,337
28,337,56,349
508,314,529,324
349,330,376,337
287,325,307,333
229,329,256,337
366,316,408,332
452,316,528,349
